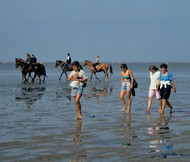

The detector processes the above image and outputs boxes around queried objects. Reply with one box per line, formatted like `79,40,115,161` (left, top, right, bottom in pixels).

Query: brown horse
55,60,83,80
15,58,33,82
83,60,113,81
15,58,47,83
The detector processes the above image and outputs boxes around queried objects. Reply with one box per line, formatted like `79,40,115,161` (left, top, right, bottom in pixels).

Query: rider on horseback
25,53,32,65
64,53,72,69
93,55,100,71
31,54,37,64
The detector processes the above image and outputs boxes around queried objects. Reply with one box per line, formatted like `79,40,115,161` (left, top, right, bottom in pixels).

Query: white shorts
149,89,161,99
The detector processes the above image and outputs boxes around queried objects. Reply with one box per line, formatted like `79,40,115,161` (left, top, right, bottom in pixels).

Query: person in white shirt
145,65,162,112
67,61,87,120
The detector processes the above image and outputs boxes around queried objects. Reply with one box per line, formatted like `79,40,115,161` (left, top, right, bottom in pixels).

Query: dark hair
149,65,158,71
72,61,80,67
160,63,168,69
120,64,128,69
67,53,70,56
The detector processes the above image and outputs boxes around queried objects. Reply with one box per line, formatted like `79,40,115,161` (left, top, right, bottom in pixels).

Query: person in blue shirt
156,63,176,114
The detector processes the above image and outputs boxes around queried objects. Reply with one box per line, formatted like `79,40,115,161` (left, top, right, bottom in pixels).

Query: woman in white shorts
67,61,87,120
145,65,161,112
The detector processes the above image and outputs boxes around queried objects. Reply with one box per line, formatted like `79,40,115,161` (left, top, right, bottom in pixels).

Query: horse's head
15,58,24,68
83,60,90,66
55,60,64,68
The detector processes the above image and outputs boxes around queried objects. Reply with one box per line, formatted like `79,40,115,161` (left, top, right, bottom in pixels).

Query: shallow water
0,62,190,161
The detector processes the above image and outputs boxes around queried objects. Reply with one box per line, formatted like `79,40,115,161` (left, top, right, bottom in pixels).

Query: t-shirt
69,70,87,87
96,58,99,63
159,71,173,82
149,71,160,89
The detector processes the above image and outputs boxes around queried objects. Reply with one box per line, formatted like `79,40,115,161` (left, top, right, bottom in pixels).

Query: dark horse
15,58,47,83
83,60,113,81
55,60,83,80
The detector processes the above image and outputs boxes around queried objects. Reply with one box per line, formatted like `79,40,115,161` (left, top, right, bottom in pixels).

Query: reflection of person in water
120,113,137,149
84,81,113,104
15,86,46,108
70,120,88,161
73,120,82,145
147,114,173,158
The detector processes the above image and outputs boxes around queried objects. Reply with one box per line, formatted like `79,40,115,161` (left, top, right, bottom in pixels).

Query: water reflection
15,85,46,108
147,113,174,159
70,120,88,161
84,81,113,104
55,87,71,105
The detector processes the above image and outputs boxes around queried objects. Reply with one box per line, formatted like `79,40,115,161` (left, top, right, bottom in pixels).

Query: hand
173,87,176,93
130,84,133,89
72,73,79,79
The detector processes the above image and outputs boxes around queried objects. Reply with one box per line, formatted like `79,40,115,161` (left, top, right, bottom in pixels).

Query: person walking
67,61,87,120
144,65,162,112
156,63,176,114
120,64,134,113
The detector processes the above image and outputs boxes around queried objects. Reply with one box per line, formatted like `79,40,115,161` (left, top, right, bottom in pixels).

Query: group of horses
15,58,113,83
55,60,113,81
15,58,47,83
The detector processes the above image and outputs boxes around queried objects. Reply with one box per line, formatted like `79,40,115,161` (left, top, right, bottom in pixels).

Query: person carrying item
67,61,87,120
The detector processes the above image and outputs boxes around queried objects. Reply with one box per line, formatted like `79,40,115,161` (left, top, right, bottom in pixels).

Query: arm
67,72,78,81
129,70,134,89
121,72,123,84
171,80,176,93
74,71,87,82
156,81,161,91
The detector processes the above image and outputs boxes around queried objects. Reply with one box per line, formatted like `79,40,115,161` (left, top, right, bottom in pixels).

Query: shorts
71,87,83,97
149,89,161,99
121,81,131,92
160,85,171,99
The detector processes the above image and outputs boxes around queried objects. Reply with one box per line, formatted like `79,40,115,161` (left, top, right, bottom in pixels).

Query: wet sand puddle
0,63,190,161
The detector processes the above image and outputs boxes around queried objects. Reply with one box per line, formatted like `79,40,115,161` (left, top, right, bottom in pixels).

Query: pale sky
0,0,189,62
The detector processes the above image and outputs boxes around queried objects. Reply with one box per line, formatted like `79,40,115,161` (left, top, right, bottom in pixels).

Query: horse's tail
109,64,113,75
43,66,48,78
39,64,48,78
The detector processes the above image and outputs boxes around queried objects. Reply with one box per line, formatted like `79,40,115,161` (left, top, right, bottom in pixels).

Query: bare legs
120,91,132,113
159,99,173,114
74,94,82,120
145,97,162,112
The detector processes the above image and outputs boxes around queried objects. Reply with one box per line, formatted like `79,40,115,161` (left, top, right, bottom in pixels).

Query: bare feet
144,108,150,112
121,107,127,112
159,109,164,114
74,116,82,120
126,108,131,114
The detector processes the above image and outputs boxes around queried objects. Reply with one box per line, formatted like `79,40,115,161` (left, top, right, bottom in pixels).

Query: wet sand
0,62,190,161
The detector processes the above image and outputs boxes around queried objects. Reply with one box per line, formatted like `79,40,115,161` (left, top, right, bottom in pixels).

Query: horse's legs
90,71,93,80
65,71,68,78
32,73,36,83
94,72,100,81
43,75,45,83
59,71,64,80
38,74,41,83
105,71,109,81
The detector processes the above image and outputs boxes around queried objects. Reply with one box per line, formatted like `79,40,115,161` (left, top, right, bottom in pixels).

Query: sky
0,0,190,62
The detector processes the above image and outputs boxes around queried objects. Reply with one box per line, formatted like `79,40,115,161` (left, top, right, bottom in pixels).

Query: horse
15,58,33,82
32,63,48,83
15,58,47,83
83,60,113,81
55,60,83,80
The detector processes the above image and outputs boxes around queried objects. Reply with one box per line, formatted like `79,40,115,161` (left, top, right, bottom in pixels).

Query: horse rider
64,53,72,68
31,54,37,64
25,53,32,65
93,55,100,71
